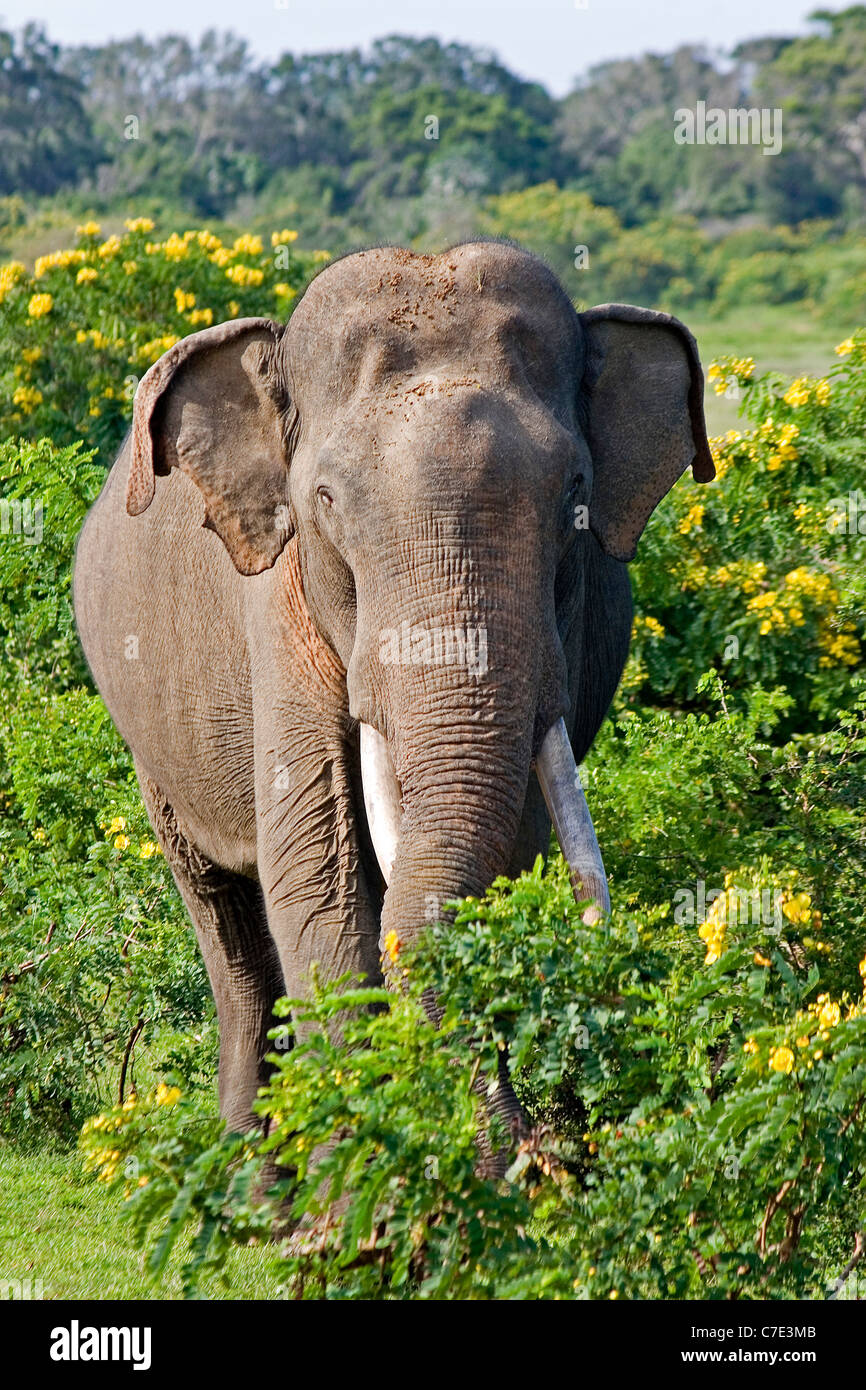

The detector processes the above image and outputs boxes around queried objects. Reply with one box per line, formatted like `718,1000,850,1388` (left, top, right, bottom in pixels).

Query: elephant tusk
535,717,610,925
360,723,403,885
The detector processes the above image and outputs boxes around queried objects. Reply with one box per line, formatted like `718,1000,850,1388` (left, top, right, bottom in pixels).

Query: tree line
2,8,866,244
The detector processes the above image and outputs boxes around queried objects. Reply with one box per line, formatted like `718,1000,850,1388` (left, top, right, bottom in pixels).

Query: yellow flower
22,346,41,363
769,1045,795,1074
27,293,53,318
383,929,402,965
209,247,234,267
233,233,264,255
274,282,297,300
783,378,811,407
76,266,98,284
124,218,155,233
835,338,855,356
782,891,812,925
12,385,43,412
814,378,831,405
135,334,180,365
819,1000,841,1029
677,502,704,535
75,328,109,350
312,250,331,264
34,249,85,277
139,840,162,859
196,230,222,252
227,300,240,318
753,952,771,967
76,221,102,238
187,307,213,326
155,1082,181,1106
114,834,129,850
97,235,122,259
148,233,191,261
271,229,299,246
225,264,264,287
0,260,26,304
708,355,754,394
632,614,665,640
818,624,860,668
173,287,196,313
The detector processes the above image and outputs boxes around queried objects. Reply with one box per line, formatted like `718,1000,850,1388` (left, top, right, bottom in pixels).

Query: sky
1,0,852,94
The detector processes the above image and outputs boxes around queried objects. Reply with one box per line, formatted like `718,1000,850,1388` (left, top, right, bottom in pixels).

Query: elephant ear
579,304,715,563
126,317,297,576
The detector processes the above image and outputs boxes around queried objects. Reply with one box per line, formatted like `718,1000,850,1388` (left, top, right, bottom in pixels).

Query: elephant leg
136,768,285,1132
254,735,384,1017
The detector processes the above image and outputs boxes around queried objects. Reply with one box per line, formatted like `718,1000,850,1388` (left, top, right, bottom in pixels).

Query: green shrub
0,437,210,1138
80,673,866,1300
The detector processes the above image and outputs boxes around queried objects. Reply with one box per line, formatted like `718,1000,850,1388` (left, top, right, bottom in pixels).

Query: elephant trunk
361,715,609,929
378,707,532,952
370,703,533,1148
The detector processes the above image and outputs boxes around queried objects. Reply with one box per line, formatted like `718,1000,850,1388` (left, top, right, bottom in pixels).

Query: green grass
0,1143,287,1299
0,1025,286,1300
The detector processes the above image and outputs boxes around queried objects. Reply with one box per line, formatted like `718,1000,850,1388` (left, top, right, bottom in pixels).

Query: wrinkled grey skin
74,241,713,1145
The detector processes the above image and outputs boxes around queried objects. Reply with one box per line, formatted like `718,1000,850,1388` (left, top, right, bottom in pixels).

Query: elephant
73,240,714,1149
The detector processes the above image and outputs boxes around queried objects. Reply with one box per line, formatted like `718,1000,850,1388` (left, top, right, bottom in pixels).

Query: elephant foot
473,1050,530,1179
475,1111,529,1180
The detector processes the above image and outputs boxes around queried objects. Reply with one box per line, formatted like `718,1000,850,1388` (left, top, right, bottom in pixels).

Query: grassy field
0,1025,283,1300
0,1144,284,1300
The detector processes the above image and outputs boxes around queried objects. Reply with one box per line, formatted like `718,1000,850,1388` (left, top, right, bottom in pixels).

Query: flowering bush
626,334,866,726
0,221,327,456
84,782,866,1298
0,439,211,1136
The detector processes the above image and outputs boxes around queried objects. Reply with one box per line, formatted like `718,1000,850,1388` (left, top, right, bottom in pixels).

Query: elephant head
125,241,713,972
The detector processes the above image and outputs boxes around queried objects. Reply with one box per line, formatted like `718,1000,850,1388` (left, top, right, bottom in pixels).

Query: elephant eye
316,485,334,507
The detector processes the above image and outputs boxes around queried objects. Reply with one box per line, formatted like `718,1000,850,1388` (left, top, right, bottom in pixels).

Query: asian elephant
73,241,714,1148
